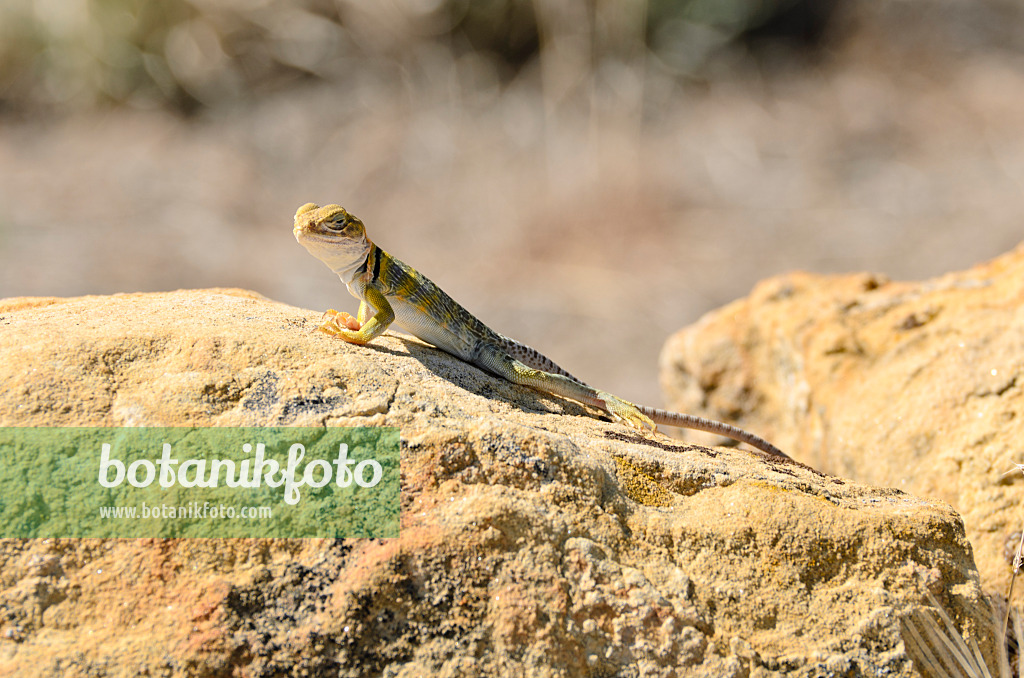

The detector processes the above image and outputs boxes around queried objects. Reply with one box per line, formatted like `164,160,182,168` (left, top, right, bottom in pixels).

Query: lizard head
293,203,372,279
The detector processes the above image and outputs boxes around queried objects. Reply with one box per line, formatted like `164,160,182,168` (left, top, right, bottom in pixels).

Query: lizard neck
326,239,373,285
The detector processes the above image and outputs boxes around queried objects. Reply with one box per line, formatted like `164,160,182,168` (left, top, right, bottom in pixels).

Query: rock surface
0,289,991,676
661,243,1024,604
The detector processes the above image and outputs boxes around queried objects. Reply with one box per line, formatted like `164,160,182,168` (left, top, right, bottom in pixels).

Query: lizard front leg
319,287,395,345
357,300,371,324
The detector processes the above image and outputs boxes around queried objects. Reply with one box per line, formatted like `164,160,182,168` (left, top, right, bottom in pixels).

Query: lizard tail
638,406,791,460
493,335,793,461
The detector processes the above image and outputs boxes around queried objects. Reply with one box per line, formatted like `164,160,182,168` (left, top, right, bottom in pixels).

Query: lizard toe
322,309,361,331
599,392,658,433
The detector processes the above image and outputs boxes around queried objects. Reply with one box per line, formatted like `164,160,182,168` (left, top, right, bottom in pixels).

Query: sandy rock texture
0,289,991,676
661,244,1024,602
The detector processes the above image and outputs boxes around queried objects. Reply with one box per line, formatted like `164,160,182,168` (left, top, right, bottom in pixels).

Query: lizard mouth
294,228,337,244
293,220,324,239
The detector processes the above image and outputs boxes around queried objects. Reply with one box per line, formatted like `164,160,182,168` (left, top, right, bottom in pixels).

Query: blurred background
2,0,1024,407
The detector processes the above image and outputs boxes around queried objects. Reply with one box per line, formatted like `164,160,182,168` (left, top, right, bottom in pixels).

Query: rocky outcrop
0,289,990,676
661,244,1024,605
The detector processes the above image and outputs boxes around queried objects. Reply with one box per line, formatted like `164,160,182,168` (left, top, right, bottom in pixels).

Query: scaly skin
293,203,789,460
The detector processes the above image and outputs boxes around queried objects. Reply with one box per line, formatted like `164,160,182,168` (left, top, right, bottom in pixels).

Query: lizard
293,202,790,460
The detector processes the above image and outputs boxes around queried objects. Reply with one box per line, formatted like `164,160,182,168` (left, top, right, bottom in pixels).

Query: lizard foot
321,309,362,331
598,391,658,433
317,309,367,343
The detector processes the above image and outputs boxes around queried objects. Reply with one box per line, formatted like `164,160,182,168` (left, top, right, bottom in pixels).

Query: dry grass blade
1013,612,1023,674
901,593,1024,678
901,610,970,678
902,601,991,678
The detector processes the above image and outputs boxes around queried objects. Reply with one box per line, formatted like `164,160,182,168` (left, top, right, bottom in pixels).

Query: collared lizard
293,202,789,460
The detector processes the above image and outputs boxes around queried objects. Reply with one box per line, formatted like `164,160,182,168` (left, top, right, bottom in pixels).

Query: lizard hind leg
478,347,657,432
596,390,658,433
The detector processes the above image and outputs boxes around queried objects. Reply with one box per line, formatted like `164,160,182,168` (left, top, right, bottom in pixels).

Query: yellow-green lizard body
293,203,789,460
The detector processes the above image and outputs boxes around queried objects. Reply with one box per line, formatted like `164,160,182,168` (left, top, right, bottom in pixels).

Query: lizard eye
325,215,349,232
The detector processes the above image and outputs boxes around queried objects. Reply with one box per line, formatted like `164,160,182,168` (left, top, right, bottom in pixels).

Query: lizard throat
331,246,371,285
297,234,372,285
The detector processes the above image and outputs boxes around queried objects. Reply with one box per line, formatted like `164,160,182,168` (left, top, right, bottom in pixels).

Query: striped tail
639,406,790,460
495,334,790,460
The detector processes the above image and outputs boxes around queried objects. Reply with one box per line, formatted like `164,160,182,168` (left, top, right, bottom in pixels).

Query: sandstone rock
0,289,991,676
661,243,1024,605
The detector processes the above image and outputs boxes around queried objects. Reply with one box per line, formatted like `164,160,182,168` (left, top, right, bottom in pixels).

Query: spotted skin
293,203,789,459
498,334,583,382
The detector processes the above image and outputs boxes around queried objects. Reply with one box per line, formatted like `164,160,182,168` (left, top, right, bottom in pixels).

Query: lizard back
358,244,502,364
359,244,584,384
